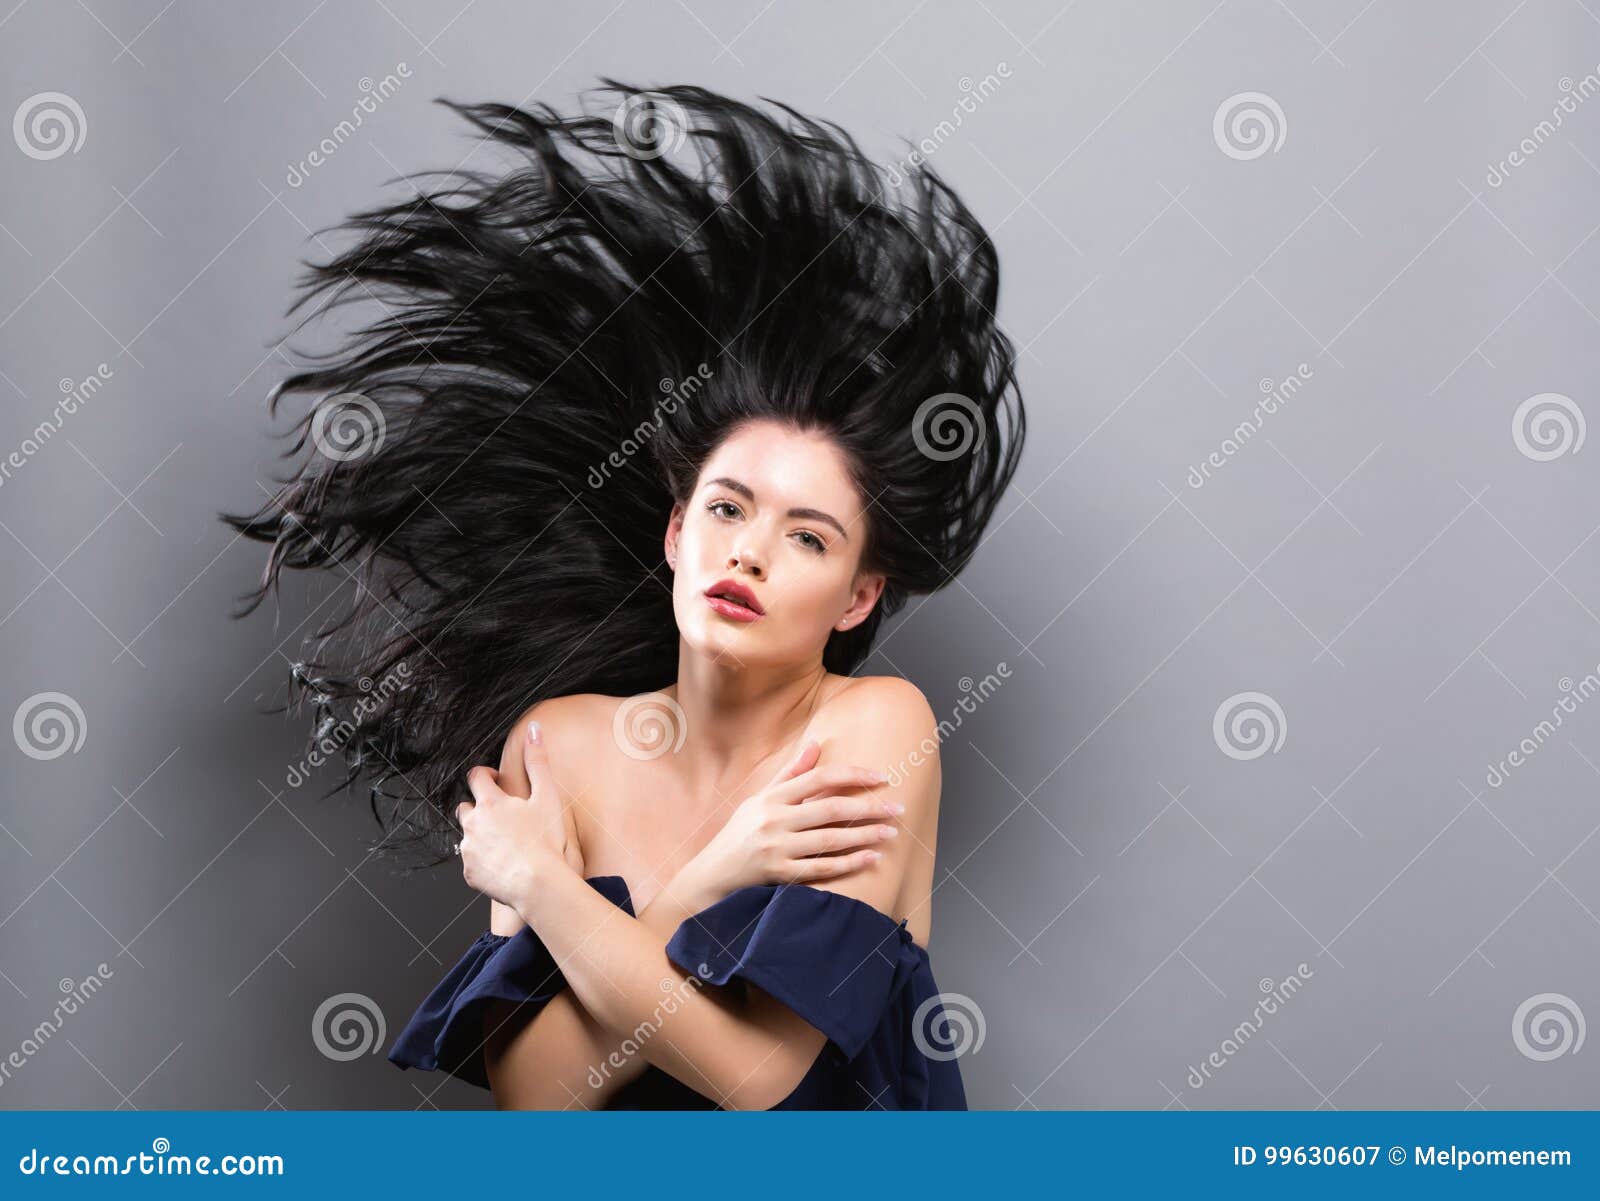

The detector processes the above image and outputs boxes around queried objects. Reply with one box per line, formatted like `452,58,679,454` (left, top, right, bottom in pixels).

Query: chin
693,625,766,666
679,614,793,670
676,606,746,652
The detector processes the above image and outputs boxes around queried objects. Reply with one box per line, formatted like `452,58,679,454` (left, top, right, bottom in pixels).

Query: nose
728,544,765,580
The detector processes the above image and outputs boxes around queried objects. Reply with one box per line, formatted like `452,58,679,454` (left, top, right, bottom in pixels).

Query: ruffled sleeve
665,884,912,1061
387,875,634,1089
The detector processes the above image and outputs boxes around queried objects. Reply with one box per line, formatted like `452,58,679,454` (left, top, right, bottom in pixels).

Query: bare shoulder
798,676,942,924
836,673,935,718
818,675,940,815
814,675,939,766
496,692,615,780
487,693,614,935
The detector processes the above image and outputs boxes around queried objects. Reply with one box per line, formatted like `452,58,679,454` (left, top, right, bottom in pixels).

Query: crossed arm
462,679,939,1110
480,879,713,1108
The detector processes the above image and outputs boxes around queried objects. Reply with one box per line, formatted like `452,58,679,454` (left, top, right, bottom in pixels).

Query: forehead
697,421,862,511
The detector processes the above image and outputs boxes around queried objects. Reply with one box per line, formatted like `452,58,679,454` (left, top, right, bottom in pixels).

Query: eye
792,529,826,554
707,499,742,521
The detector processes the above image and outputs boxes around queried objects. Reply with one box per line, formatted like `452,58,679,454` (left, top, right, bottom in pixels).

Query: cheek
786,561,855,627
675,513,719,564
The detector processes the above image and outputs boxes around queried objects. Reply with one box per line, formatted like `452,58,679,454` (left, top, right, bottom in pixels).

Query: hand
496,717,585,877
680,739,903,903
456,722,582,909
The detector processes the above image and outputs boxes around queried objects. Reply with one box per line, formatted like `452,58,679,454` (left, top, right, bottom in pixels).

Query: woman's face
665,419,884,670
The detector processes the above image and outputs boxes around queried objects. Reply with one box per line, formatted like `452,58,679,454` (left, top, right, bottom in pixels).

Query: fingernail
889,802,905,815
866,850,881,862
881,826,899,838
527,721,541,745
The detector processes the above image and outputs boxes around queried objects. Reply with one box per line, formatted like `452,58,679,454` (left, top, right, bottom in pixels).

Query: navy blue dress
387,876,967,1109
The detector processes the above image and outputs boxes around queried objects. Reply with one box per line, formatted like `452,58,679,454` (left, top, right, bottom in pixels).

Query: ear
664,502,685,571
836,571,885,631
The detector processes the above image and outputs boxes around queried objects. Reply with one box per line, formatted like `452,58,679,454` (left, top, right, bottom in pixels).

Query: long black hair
222,81,1025,865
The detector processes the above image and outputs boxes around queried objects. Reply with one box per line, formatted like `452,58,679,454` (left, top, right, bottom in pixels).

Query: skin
456,418,943,1110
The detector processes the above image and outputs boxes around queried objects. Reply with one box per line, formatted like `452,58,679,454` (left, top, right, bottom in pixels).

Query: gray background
2,0,1597,1110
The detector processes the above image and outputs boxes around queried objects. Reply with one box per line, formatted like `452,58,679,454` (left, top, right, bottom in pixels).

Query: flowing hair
222,81,1025,866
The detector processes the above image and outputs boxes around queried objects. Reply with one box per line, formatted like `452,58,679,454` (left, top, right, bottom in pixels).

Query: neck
668,642,828,802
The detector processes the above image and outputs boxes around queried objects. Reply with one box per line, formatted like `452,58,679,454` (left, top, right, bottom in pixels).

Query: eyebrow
704,476,850,541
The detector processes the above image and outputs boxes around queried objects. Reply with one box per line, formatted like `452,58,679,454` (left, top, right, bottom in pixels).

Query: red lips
704,578,765,621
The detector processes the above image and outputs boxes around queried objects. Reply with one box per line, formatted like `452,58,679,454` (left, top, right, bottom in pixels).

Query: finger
769,763,889,805
765,738,820,789
522,720,557,801
455,800,474,826
465,765,501,805
786,824,898,858
784,848,882,883
784,792,904,830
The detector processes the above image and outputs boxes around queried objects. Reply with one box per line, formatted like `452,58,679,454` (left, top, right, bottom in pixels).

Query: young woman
225,82,1025,1109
